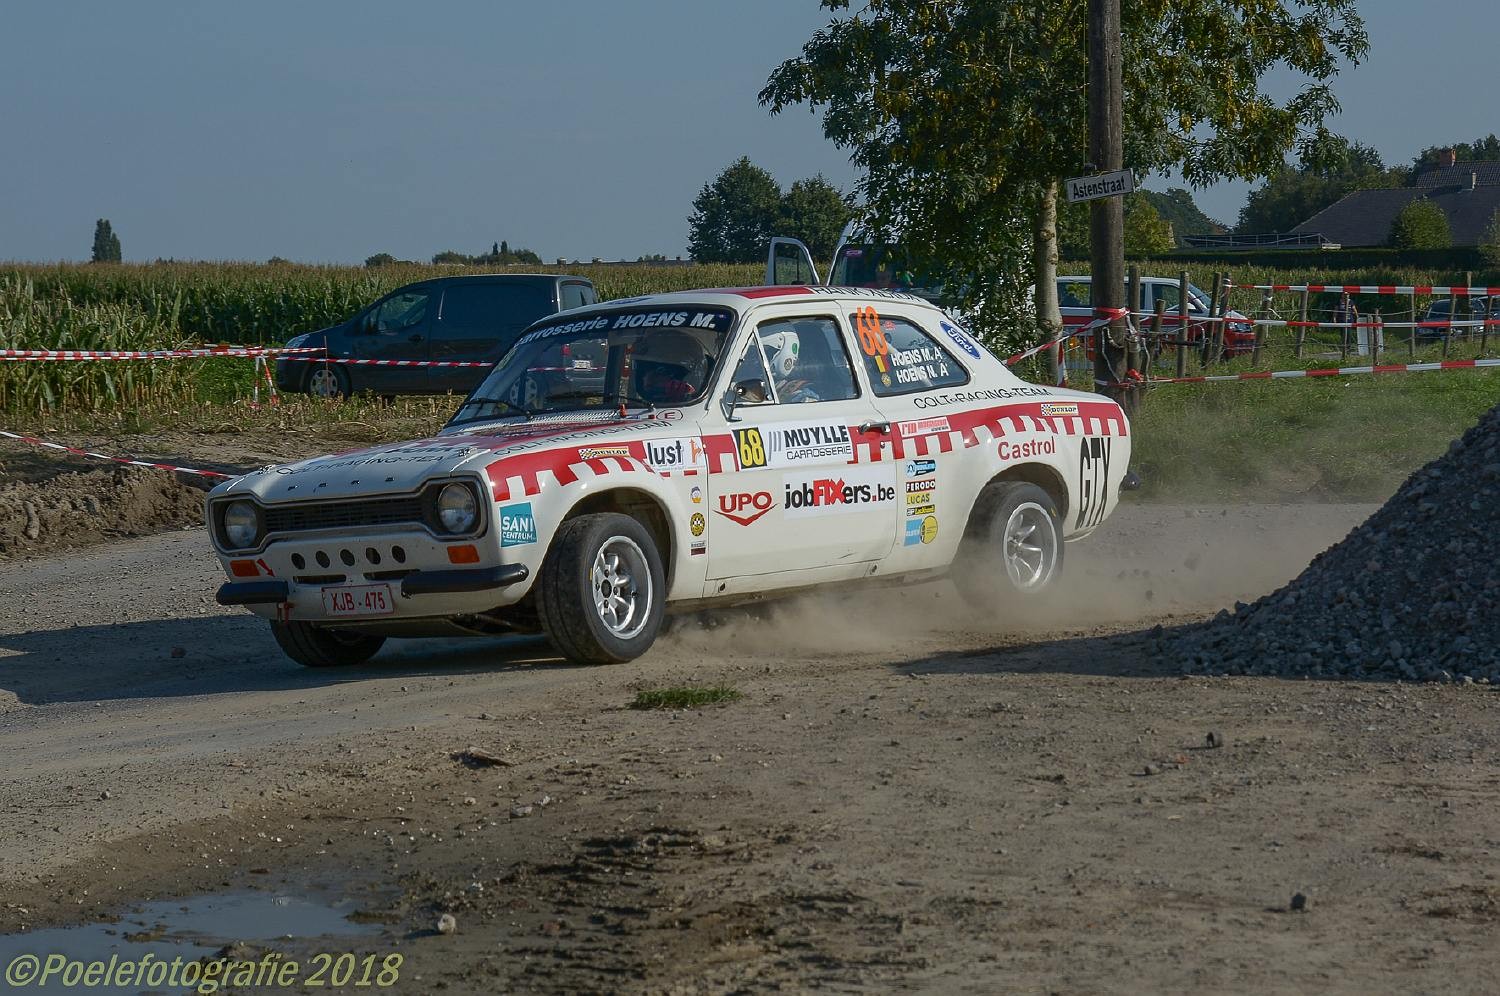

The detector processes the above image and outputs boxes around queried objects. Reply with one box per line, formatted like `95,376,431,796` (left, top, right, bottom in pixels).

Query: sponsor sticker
733,427,767,469
644,436,705,472
905,459,937,478
715,490,775,526
897,416,951,437
940,320,983,358
1040,402,1079,417
906,503,936,517
500,502,537,547
690,485,703,504
579,444,631,460
689,512,705,537
903,515,939,546
763,421,854,466
782,466,896,519
998,438,1057,461
690,540,706,556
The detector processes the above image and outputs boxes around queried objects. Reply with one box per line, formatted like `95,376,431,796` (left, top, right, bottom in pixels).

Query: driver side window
372,290,429,331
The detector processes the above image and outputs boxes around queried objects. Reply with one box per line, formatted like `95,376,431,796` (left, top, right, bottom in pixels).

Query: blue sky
0,1,1487,262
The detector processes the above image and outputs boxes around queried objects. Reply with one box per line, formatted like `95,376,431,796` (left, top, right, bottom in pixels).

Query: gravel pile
1171,403,1500,682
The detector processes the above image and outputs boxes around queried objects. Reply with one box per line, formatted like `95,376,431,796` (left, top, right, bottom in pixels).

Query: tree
1480,210,1500,269
1388,200,1451,250
90,219,121,263
1237,137,1396,233
432,250,473,265
687,157,783,263
365,252,397,268
1123,197,1175,255
1140,189,1223,240
778,174,855,259
761,1,1369,351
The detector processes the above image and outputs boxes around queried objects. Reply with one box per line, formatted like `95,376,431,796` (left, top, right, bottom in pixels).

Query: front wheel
535,513,665,665
270,620,385,667
953,481,1064,611
306,365,351,400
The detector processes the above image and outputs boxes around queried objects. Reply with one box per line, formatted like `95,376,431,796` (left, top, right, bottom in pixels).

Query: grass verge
630,686,742,710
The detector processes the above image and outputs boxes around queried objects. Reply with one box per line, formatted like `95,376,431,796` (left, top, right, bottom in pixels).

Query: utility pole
1087,0,1132,410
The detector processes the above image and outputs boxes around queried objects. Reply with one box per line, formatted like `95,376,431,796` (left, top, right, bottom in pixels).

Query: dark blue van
276,274,597,398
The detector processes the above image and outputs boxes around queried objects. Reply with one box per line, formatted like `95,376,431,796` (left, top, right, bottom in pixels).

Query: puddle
0,888,395,993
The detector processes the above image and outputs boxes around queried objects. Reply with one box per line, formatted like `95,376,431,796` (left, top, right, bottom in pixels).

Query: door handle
858,420,891,434
408,333,424,343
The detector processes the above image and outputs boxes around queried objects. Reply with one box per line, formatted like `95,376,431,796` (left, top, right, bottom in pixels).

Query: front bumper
217,563,529,607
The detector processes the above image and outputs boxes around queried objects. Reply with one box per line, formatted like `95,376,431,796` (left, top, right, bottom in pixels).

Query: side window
372,289,429,331
754,316,859,404
1151,283,1182,312
436,284,502,327
560,282,592,311
1058,280,1091,308
850,308,970,396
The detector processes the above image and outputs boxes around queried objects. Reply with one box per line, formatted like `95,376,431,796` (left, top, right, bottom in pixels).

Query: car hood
214,415,677,504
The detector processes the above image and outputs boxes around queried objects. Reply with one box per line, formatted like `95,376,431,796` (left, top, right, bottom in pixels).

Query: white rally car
208,287,1133,668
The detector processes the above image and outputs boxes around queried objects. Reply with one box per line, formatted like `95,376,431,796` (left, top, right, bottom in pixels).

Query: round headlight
436,483,478,534
222,501,260,549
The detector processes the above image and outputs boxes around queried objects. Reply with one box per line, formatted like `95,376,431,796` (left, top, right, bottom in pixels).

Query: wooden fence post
1371,309,1380,366
1203,271,1221,366
1295,289,1308,358
1178,270,1191,372
1253,288,1270,367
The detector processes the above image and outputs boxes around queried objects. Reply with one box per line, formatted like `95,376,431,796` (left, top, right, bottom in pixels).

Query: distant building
1288,148,1500,247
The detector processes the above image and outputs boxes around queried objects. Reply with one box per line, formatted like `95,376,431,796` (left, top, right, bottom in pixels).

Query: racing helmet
760,328,800,378
634,330,709,392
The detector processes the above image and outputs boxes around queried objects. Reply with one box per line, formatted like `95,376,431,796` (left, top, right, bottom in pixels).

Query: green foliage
687,157,784,263
1123,197,1175,255
1388,200,1452,250
778,174,856,259
762,0,1369,352
364,253,398,268
1480,210,1500,269
1139,189,1223,241
630,686,742,710
1237,137,1399,233
90,219,121,263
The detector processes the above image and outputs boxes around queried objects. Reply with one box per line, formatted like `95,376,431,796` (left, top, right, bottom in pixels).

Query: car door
706,307,897,581
428,281,558,394
352,285,435,393
841,302,974,561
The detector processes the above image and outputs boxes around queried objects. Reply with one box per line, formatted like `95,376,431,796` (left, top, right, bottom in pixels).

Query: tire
953,481,1064,611
535,512,665,665
270,620,385,668
306,365,351,400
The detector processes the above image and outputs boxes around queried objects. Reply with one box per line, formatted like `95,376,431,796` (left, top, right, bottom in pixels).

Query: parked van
275,274,597,399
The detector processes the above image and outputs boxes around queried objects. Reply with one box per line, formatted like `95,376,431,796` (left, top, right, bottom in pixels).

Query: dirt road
4,502,1499,993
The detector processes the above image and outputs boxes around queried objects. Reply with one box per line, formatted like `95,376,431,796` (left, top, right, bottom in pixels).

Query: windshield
831,244,948,303
447,306,737,426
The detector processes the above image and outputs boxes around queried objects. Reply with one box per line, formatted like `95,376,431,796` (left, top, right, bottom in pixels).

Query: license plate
320,583,394,617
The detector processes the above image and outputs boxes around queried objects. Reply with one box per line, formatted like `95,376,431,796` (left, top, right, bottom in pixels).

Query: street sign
1064,168,1136,203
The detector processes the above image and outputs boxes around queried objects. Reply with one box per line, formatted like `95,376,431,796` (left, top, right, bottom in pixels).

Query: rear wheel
270,620,385,667
953,481,1064,611
536,513,665,665
307,365,351,400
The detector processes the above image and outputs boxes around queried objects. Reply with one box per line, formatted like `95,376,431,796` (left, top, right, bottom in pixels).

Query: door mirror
360,313,377,334
720,386,741,422
735,378,769,403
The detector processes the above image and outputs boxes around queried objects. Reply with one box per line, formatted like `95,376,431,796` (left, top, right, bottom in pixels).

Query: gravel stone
1169,405,1500,681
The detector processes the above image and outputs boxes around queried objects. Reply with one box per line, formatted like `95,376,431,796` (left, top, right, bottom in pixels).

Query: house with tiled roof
1288,149,1500,247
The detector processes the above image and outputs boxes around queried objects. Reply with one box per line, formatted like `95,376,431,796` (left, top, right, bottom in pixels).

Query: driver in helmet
634,331,709,404
761,328,819,403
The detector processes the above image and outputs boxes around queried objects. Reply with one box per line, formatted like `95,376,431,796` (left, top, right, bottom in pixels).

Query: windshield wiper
454,397,535,420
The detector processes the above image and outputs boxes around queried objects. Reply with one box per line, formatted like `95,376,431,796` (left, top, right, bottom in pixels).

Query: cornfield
0,277,198,413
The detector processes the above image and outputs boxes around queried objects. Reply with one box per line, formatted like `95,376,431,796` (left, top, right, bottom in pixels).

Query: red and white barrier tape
1134,357,1500,386
0,346,325,361
1244,284,1500,296
0,429,234,479
1005,310,1127,367
277,355,495,368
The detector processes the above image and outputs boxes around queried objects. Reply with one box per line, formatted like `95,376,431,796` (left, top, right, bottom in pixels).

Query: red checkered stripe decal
480,400,1125,500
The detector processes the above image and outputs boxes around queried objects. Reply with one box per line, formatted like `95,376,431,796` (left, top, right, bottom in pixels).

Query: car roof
547,285,946,317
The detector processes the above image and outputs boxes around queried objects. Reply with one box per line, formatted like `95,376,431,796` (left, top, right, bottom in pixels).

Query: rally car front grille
264,495,427,534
